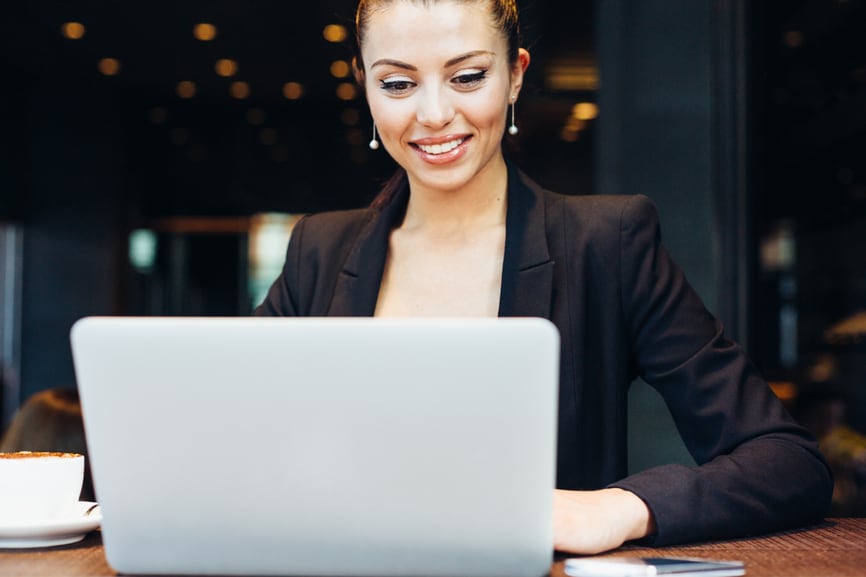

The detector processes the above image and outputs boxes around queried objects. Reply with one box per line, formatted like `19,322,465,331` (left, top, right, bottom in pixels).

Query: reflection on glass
129,229,157,273
248,214,302,310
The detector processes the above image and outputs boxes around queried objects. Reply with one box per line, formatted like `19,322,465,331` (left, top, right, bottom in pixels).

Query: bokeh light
176,81,197,98
193,23,218,41
61,22,86,40
230,81,251,99
282,82,304,100
215,59,238,77
323,24,348,43
572,102,599,121
97,58,121,76
336,83,357,101
330,60,351,79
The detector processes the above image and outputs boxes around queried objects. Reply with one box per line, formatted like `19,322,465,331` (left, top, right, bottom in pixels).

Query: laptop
70,316,560,577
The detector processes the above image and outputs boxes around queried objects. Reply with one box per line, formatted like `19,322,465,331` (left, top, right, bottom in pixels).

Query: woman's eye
453,70,488,87
380,79,415,94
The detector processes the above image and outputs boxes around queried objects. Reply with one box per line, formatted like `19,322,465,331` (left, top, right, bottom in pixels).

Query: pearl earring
508,97,518,136
369,122,380,150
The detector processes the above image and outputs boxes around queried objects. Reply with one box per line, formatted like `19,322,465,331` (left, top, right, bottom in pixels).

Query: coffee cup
0,451,85,523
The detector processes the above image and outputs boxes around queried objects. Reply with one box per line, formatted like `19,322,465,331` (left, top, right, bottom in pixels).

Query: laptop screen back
71,316,560,577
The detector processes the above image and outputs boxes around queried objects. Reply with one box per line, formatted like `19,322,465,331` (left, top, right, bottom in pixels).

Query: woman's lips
411,136,471,164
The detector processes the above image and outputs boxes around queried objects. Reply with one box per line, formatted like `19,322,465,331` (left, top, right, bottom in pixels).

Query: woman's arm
609,194,833,545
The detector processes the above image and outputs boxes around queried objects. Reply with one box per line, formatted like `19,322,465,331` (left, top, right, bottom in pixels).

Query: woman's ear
511,48,531,97
352,56,366,86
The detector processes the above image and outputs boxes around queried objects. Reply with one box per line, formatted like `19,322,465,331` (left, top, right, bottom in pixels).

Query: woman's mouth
411,136,471,164
416,137,465,155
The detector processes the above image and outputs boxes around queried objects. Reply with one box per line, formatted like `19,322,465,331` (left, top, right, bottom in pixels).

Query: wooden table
1,518,864,577
552,518,866,577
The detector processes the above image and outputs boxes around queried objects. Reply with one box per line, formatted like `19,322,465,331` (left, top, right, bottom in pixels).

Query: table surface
1,518,864,577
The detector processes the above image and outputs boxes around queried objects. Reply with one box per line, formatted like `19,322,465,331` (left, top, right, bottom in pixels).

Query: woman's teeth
417,138,465,155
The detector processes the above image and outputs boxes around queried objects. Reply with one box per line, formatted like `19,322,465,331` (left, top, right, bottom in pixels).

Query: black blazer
256,164,832,546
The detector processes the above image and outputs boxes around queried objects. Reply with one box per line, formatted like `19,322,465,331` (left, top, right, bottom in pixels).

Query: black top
255,164,833,546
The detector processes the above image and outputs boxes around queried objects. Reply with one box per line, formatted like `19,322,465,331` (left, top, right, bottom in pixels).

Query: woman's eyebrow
370,51,495,71
445,50,495,67
370,58,416,71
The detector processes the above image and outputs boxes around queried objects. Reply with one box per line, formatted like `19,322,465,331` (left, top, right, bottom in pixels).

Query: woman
256,0,833,554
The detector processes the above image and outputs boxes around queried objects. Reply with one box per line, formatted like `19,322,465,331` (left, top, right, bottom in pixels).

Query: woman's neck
401,157,509,236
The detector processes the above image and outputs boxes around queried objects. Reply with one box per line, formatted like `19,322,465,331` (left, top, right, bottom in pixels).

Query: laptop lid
71,316,559,577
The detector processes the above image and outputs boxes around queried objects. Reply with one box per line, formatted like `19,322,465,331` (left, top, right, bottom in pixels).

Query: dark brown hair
354,0,522,82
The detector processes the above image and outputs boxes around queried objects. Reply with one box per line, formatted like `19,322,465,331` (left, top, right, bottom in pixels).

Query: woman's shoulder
277,207,377,272
300,206,372,228
543,189,661,231
294,206,374,246
545,188,655,211
514,168,658,221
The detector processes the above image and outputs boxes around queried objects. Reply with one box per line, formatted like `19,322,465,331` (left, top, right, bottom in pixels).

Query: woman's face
360,1,529,195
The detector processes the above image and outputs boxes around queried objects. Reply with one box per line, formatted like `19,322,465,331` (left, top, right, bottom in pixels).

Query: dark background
2,0,865,501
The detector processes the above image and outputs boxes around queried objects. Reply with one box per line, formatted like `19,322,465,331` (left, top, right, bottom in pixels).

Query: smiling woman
341,0,526,321
354,0,527,208
253,0,833,557
355,1,528,318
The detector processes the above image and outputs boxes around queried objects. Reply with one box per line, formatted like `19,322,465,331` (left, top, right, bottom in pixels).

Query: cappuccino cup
0,451,85,523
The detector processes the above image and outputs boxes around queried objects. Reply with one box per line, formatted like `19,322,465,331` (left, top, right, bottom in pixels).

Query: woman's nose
416,88,454,129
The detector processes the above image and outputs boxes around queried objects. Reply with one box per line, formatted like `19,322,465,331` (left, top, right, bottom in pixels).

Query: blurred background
2,0,865,513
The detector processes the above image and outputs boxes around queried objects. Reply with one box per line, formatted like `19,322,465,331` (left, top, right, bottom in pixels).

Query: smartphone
564,556,745,577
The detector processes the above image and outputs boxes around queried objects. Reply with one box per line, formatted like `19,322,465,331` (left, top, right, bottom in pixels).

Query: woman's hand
552,488,656,554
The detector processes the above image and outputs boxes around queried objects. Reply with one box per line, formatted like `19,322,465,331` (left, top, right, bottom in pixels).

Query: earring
508,97,518,136
369,122,380,150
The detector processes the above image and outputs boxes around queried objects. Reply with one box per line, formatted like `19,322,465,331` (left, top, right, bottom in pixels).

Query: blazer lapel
328,165,554,319
498,165,555,319
328,181,410,316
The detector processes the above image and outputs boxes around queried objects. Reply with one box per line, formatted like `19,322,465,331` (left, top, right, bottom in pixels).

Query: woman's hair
0,386,95,501
354,0,523,211
354,0,522,81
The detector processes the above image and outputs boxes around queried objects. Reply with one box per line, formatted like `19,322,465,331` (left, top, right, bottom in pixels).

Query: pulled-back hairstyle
355,0,522,82
353,0,523,209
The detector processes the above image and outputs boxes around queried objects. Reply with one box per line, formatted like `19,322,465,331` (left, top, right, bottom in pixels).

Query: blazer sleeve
253,216,309,316
609,195,833,545
252,208,374,316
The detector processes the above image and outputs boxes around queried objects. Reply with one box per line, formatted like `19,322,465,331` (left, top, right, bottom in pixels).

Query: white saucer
0,501,101,548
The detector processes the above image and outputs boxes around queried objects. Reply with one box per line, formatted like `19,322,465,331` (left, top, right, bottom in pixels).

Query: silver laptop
71,316,560,577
